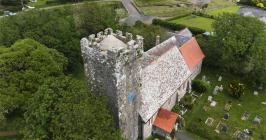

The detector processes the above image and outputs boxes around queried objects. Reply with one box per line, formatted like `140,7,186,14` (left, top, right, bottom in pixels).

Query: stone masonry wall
80,29,144,140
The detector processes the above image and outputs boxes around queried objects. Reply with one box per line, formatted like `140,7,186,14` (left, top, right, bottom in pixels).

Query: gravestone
223,113,230,120
241,112,249,121
213,86,219,95
210,101,217,107
202,75,206,81
218,76,222,82
221,124,228,133
208,96,213,102
253,115,263,125
205,117,214,127
219,85,224,92
224,103,232,112
262,101,266,105
207,81,210,84
253,91,259,96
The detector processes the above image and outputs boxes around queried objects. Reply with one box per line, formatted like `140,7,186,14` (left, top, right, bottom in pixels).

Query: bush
180,95,194,110
192,12,216,19
172,104,180,113
228,81,245,99
192,80,209,94
166,13,193,21
152,19,206,35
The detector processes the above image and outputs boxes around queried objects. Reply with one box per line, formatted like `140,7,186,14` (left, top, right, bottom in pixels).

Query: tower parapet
81,28,143,140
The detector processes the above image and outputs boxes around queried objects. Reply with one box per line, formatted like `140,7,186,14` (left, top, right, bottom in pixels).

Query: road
121,0,140,16
120,0,155,25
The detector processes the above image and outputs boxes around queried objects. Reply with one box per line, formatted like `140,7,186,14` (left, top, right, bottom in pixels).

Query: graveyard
180,67,266,139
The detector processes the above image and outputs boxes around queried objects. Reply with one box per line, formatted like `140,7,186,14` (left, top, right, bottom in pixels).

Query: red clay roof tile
153,108,178,133
179,37,205,70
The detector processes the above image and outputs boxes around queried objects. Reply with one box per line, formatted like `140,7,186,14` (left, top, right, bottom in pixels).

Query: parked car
22,5,35,11
3,11,16,16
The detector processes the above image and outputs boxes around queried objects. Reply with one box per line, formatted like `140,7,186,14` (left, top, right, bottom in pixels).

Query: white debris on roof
139,36,191,122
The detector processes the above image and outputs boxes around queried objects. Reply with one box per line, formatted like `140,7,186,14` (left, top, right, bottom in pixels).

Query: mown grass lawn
170,15,215,31
207,6,240,16
141,6,191,18
135,0,192,18
135,0,179,7
183,67,266,140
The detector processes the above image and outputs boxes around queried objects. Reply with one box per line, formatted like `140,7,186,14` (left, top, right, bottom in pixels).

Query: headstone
219,85,224,92
213,86,219,95
254,91,259,96
210,101,217,107
205,117,214,127
223,113,230,120
253,115,263,125
208,96,213,102
241,112,249,121
262,101,266,105
221,124,228,133
224,103,231,112
202,75,206,81
218,76,222,81
207,81,210,84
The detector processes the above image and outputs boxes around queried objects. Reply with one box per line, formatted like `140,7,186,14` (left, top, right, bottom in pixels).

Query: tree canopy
0,39,67,118
198,13,266,85
0,3,118,72
23,76,123,140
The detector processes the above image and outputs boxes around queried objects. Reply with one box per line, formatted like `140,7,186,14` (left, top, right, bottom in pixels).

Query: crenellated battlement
80,28,144,55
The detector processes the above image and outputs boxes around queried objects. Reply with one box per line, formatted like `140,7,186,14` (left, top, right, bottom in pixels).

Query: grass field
207,0,237,10
141,6,191,17
207,6,240,16
135,0,191,18
170,15,215,31
183,67,266,139
135,0,178,7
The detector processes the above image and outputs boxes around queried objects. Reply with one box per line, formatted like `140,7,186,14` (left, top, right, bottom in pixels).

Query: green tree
202,14,266,84
23,77,123,140
73,3,118,37
0,39,67,116
0,8,79,72
122,21,167,51
228,81,245,99
192,80,209,94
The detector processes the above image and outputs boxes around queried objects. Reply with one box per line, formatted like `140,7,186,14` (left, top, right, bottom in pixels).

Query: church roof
99,35,127,51
153,108,178,133
179,37,205,70
139,36,191,122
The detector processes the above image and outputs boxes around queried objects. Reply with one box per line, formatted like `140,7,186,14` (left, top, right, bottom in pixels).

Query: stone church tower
80,28,143,140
